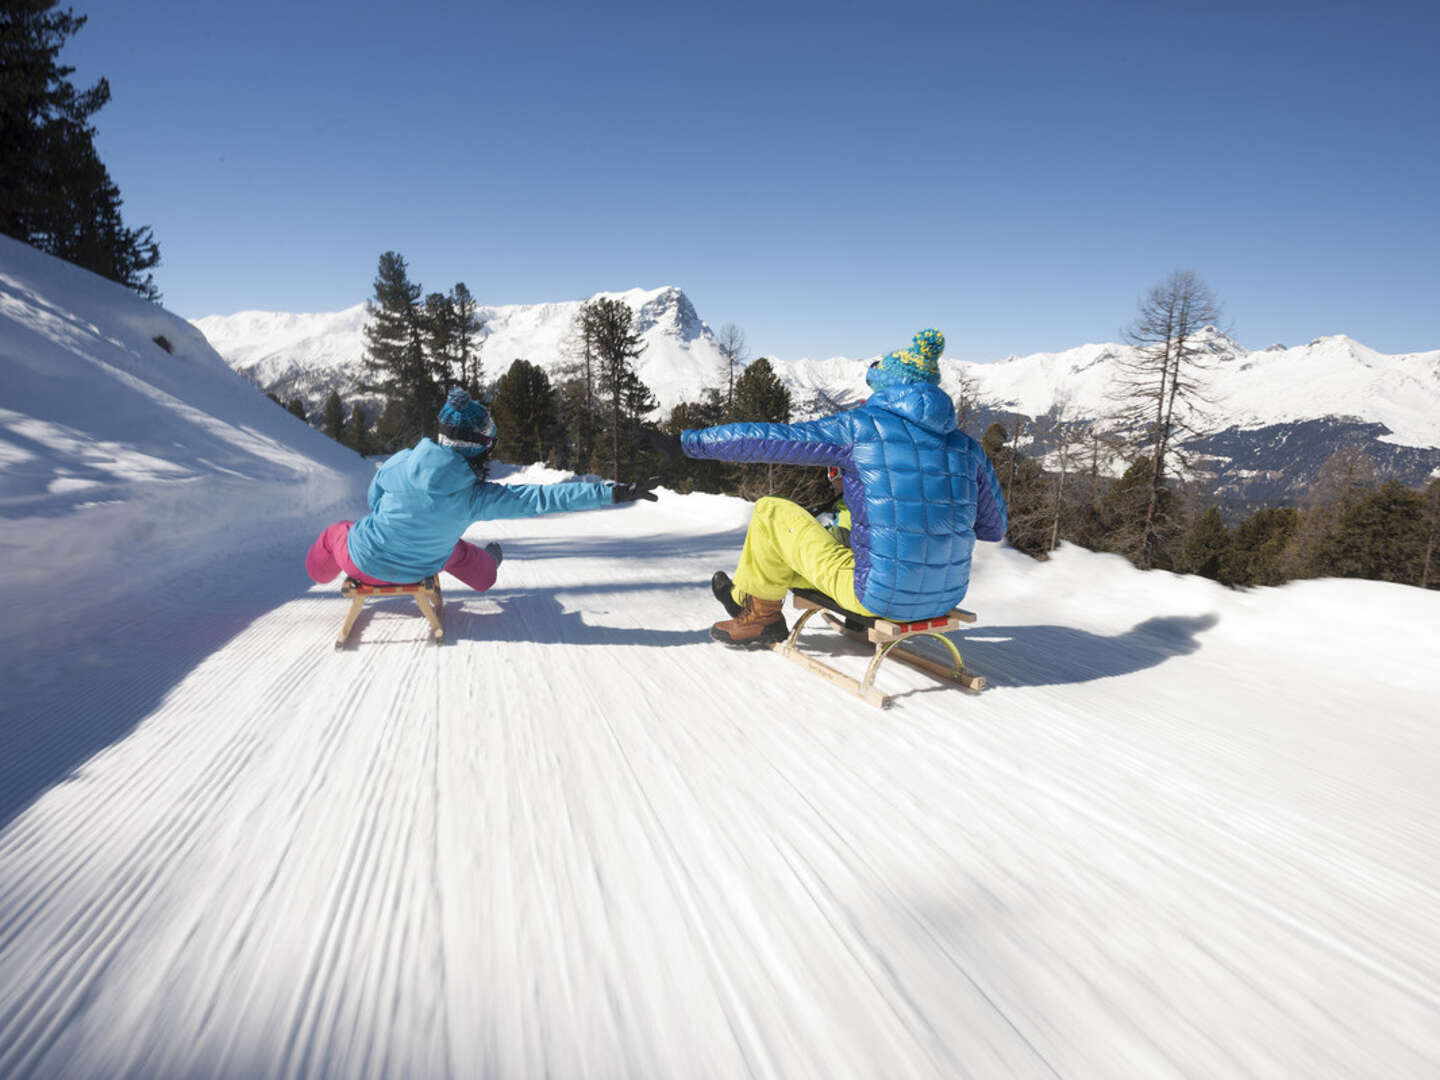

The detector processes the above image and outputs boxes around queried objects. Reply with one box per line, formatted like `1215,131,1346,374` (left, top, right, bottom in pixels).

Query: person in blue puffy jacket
649,329,1007,647
306,388,657,591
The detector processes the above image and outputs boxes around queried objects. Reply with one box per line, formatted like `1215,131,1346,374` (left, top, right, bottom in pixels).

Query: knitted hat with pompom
866,329,945,391
437,387,496,457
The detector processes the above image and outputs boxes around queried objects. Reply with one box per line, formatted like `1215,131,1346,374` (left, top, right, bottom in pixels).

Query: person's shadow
940,614,1220,687
794,613,1219,689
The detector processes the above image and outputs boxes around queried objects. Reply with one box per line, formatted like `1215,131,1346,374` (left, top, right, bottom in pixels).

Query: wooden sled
772,588,984,708
336,576,444,649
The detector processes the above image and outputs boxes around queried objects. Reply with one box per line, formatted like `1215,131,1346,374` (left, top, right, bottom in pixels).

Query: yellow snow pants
730,497,876,616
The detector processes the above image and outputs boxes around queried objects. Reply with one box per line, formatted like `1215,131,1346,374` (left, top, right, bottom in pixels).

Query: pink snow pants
305,521,497,592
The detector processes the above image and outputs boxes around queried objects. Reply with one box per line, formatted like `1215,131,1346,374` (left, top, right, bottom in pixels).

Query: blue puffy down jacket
346,439,614,583
681,383,1007,619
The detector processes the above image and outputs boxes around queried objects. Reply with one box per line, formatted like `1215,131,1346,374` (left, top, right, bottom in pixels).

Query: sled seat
775,589,983,707
336,575,444,649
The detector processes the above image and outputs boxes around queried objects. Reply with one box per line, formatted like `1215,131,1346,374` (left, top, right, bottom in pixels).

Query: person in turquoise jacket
306,388,657,590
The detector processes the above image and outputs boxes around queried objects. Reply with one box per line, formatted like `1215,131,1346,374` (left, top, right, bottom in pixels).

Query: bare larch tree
1112,269,1224,568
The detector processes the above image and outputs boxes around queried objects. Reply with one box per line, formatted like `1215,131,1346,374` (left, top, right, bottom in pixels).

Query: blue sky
66,0,1439,362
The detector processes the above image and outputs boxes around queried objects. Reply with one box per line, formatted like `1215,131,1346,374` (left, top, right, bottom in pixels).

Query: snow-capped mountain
192,286,728,422
194,294,1440,506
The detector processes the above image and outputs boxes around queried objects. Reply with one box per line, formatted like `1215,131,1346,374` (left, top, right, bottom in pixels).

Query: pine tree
1222,506,1297,586
727,357,795,498
1281,444,1378,579
1421,478,1440,590
359,252,432,444
344,402,372,456
1,3,160,298
286,397,307,423
1097,457,1184,568
450,283,485,392
574,297,647,480
490,359,558,465
322,390,345,442
1179,506,1230,581
1315,481,1427,585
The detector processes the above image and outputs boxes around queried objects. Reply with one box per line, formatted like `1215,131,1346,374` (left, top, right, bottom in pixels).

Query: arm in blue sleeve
366,470,385,512
468,480,614,521
973,449,1008,542
680,414,849,467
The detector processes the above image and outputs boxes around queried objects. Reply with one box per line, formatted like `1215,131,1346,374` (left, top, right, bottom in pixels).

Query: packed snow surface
4,237,1440,1078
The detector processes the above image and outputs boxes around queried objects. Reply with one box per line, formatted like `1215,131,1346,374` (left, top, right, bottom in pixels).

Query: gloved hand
638,428,684,462
484,541,503,567
612,477,660,503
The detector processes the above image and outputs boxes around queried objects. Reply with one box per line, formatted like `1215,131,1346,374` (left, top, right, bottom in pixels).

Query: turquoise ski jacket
346,439,614,583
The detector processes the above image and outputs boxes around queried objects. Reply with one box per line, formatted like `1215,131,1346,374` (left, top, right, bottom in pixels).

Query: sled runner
335,576,444,649
774,588,984,708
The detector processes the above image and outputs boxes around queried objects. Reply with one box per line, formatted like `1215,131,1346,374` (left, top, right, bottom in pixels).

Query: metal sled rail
772,589,984,708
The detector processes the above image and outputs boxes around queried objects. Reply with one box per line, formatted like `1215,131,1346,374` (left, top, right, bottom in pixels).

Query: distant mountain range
193,288,1440,509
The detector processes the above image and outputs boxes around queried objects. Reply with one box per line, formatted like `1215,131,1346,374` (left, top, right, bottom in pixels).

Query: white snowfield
4,237,1440,1078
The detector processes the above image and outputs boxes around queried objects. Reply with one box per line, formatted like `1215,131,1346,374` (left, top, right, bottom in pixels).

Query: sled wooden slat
335,576,444,649
778,589,985,707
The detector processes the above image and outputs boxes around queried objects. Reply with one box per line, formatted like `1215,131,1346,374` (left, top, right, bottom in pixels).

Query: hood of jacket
382,438,477,496
864,382,957,436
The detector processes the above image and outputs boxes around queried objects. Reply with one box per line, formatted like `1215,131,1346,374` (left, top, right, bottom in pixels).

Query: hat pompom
874,327,944,386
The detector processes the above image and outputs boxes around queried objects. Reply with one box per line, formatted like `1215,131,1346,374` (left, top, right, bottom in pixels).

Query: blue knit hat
437,387,496,457
866,328,945,391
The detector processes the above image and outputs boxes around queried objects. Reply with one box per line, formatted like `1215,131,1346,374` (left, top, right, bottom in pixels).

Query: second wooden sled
336,575,444,649
772,588,985,708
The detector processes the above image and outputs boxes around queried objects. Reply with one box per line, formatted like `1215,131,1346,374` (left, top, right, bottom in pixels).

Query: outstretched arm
973,449,1007,542
681,415,849,467
469,480,614,520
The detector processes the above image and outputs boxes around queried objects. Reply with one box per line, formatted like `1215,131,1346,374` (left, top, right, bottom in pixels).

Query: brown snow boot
710,594,788,648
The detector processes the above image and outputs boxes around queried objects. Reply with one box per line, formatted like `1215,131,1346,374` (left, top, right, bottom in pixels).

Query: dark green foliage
372,397,412,453
344,402,372,456
1221,507,1296,586
1,2,160,298
1314,481,1428,585
490,359,559,465
1180,506,1230,580
573,297,650,480
265,392,282,406
322,390,345,442
359,252,435,445
285,397,307,423
726,358,798,500
1422,479,1440,590
727,358,791,424
1094,457,1184,569
980,422,1007,459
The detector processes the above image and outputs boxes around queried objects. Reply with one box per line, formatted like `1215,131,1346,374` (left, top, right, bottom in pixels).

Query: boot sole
709,623,788,649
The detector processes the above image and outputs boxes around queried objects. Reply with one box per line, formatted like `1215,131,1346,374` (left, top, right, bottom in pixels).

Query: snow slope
4,241,1440,1077
0,234,372,651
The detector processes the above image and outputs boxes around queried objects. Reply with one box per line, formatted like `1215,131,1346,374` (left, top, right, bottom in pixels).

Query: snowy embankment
3,239,1440,1077
0,235,370,654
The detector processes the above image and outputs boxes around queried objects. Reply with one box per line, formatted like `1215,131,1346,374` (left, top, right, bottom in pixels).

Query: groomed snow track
3,496,1439,1079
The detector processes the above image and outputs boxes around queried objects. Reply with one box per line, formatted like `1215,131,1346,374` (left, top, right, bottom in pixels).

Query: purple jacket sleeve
973,449,1007,542
681,414,849,466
